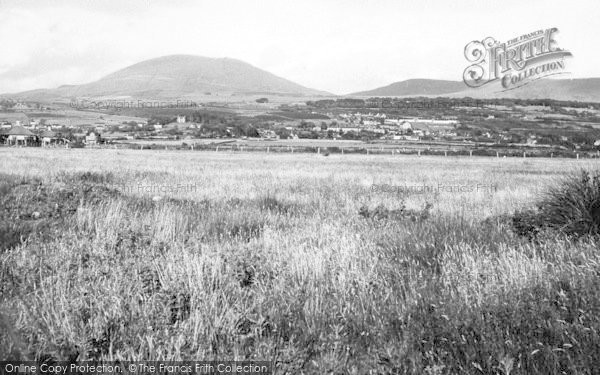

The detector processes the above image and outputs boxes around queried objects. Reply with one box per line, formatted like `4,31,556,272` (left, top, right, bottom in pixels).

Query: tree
299,121,314,129
275,128,291,139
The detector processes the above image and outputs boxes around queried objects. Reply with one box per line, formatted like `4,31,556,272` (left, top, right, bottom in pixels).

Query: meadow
1,148,600,374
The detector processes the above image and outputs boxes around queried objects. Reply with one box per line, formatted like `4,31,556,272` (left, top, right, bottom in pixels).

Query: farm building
6,125,36,145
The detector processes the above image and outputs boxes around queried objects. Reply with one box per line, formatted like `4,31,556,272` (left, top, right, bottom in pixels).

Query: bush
511,170,600,238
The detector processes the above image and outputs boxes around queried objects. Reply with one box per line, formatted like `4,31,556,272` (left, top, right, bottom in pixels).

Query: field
0,108,148,127
1,149,600,374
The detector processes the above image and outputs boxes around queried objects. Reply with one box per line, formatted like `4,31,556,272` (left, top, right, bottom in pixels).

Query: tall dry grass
1,148,600,373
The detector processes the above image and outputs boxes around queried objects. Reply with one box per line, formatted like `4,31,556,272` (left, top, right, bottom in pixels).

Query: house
594,140,600,147
526,137,538,145
85,131,101,145
384,119,402,126
6,126,36,145
257,129,278,139
40,130,65,146
400,121,413,133
13,102,30,111
176,115,186,123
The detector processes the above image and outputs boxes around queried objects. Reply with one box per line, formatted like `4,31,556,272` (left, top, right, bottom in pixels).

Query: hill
4,55,330,100
450,78,600,102
350,79,465,97
351,78,600,102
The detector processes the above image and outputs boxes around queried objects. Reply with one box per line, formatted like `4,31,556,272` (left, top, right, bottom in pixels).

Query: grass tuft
511,170,600,239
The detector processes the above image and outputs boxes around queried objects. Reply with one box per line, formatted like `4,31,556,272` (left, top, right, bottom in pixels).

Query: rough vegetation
511,170,600,239
1,149,600,374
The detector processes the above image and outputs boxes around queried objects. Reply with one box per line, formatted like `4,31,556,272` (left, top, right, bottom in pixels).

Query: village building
176,115,186,123
399,121,413,133
362,119,379,126
6,125,36,145
39,130,68,147
257,129,278,139
13,102,31,111
85,131,102,145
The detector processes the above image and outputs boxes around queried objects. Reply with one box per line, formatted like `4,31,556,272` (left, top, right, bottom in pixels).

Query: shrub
511,170,600,238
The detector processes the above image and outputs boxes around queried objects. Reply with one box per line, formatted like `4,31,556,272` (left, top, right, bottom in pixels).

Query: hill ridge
2,54,330,100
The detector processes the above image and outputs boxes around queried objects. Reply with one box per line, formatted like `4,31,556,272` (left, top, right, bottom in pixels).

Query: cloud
0,0,597,95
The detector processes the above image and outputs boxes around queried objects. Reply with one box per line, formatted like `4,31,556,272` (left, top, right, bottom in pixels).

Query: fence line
6,143,600,159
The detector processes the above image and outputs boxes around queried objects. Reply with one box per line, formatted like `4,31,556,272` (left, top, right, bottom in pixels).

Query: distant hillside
350,79,465,97
450,78,600,102
4,55,330,100
351,78,600,102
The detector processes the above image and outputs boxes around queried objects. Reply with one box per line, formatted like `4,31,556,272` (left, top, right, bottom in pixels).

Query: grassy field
1,149,600,374
0,108,148,127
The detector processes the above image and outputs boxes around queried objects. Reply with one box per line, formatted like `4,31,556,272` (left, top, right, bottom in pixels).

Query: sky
0,0,598,95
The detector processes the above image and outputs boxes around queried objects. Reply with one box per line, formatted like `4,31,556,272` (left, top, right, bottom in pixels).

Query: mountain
350,79,465,97
4,55,329,100
449,78,600,102
350,78,600,102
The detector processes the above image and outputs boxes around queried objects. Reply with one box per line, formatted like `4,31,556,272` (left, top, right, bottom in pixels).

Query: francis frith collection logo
463,27,572,91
